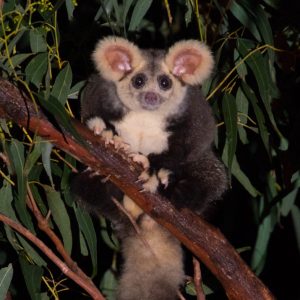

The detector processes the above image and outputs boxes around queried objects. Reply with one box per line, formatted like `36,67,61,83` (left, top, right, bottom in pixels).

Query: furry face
92,37,214,117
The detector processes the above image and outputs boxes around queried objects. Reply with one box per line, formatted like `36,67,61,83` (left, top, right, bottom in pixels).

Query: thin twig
177,290,187,300
164,0,173,24
0,213,105,300
111,196,142,236
193,257,206,300
26,183,87,280
0,152,10,166
111,196,158,260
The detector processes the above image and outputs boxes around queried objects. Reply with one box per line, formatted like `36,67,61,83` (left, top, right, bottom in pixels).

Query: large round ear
92,36,143,81
165,40,214,85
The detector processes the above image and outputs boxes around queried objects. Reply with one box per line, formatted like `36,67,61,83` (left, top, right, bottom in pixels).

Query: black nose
144,92,159,105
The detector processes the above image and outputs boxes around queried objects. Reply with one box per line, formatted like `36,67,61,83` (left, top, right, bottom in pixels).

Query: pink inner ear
172,51,202,77
106,47,132,73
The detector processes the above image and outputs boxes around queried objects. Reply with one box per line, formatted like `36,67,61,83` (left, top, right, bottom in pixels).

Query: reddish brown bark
0,78,275,300
0,213,105,300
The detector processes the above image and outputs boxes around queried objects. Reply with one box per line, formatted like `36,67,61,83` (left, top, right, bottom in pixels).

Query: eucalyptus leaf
251,197,275,274
0,119,10,135
123,0,135,27
2,0,16,13
281,172,300,217
74,204,98,277
0,264,13,300
291,205,300,254
111,0,121,25
51,63,73,105
37,95,85,146
234,49,248,80
41,141,54,187
238,39,287,150
239,0,274,54
100,269,118,299
251,216,271,274
61,154,75,207
185,281,196,296
0,183,17,220
230,1,260,41
128,0,153,31
241,82,269,154
236,89,249,124
8,140,34,232
19,256,44,300
184,0,193,26
281,189,298,217
29,28,47,53
24,137,43,176
25,53,48,88
222,93,237,177
40,293,50,300
4,53,33,70
45,186,73,254
17,234,47,266
0,184,20,252
7,28,26,55
263,0,280,9
236,87,249,144
222,143,259,197
94,0,113,21
79,230,89,256
100,217,119,251
186,281,214,296
65,0,75,20
30,184,49,220
69,80,86,99
8,139,25,174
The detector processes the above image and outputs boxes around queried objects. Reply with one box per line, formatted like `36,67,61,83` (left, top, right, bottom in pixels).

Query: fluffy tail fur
117,215,184,300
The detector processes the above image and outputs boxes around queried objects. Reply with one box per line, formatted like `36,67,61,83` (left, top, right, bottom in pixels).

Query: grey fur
72,38,227,300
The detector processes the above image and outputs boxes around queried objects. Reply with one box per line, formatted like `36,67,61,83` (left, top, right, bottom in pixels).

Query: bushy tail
117,215,184,300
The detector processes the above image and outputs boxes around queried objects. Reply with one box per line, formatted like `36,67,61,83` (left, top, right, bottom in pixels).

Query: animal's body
72,37,227,300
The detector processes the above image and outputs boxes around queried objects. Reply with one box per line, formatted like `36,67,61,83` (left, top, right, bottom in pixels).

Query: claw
101,174,111,183
141,174,159,193
113,135,131,151
130,153,150,170
102,130,114,145
138,170,150,182
88,171,101,178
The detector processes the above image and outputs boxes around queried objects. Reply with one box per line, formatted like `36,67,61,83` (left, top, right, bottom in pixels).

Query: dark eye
131,73,147,89
158,75,172,90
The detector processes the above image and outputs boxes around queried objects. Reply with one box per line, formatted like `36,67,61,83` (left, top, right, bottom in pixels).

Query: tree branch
0,78,275,300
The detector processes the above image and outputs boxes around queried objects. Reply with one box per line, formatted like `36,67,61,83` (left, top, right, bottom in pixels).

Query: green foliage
0,263,13,300
0,0,298,299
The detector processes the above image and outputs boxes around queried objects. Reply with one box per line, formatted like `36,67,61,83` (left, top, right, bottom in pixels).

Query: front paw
157,168,172,189
130,153,150,170
138,168,171,193
113,135,131,152
86,117,106,135
139,171,159,193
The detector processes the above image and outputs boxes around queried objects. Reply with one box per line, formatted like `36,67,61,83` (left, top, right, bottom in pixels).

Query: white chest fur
113,111,170,155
